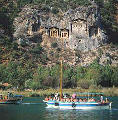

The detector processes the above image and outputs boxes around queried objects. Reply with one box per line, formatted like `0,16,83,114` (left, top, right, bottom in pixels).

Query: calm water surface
0,96,118,120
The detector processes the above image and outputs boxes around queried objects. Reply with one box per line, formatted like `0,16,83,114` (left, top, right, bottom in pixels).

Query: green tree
111,67,118,87
63,64,77,88
3,62,33,90
0,64,7,83
98,65,113,87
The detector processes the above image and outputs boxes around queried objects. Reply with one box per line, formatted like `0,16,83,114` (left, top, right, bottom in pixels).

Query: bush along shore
0,62,118,91
1,87,118,97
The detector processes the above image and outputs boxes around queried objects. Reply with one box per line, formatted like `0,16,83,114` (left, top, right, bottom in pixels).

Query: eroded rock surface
13,5,118,66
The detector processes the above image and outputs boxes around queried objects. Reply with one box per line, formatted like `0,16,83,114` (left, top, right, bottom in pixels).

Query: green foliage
98,48,103,57
51,7,59,14
0,61,118,90
0,1,19,36
75,62,118,88
71,0,91,6
29,34,42,43
17,0,32,8
0,62,33,90
0,35,11,46
76,63,100,88
12,42,19,50
0,64,7,83
31,81,41,90
63,64,77,88
41,6,50,13
20,40,28,47
31,44,43,55
35,64,60,89
95,0,118,32
51,42,58,48
111,67,118,86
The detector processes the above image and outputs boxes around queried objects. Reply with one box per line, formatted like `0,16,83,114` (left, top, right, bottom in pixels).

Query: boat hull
46,101,111,110
0,99,22,104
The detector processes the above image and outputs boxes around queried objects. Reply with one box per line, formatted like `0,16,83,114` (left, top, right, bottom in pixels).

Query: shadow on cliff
107,31,118,45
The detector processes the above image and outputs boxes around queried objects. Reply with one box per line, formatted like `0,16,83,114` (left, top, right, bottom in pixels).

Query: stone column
69,21,72,35
45,28,48,35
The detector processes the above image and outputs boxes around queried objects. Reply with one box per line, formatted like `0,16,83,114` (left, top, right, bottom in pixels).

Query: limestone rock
13,4,107,51
12,4,117,66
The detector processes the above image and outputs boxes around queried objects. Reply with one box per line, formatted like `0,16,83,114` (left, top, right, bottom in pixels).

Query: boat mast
60,26,64,99
60,21,66,99
60,59,63,99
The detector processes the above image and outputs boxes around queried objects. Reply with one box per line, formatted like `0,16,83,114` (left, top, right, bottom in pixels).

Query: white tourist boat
45,100,111,110
44,92,112,109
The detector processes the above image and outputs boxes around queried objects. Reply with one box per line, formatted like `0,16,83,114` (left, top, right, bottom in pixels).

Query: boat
44,91,112,109
45,100,111,110
43,37,112,110
0,94,23,104
44,92,112,109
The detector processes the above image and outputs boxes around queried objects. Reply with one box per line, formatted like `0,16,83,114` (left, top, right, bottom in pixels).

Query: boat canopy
75,92,104,95
14,95,24,97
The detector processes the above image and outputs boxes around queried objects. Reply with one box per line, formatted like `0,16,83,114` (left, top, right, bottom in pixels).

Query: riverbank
0,87,118,97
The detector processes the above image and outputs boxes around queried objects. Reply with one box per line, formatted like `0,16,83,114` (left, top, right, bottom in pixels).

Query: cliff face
13,5,118,66
13,4,106,51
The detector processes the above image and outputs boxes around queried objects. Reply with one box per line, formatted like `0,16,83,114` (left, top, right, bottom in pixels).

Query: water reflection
45,108,115,120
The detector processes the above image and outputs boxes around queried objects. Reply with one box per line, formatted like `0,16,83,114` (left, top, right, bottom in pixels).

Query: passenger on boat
88,99,91,102
72,93,76,99
57,97,60,102
105,98,109,103
48,96,52,100
63,94,67,99
45,96,49,101
0,95,3,99
7,92,10,99
83,98,87,102
91,97,95,102
53,97,56,101
60,98,64,102
55,93,59,100
66,98,70,102
79,98,83,102
73,99,77,102
7,92,13,99
88,98,95,102
100,95,103,102
70,97,73,102
4,96,7,99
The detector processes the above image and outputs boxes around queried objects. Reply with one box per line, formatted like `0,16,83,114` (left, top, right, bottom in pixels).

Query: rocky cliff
13,4,118,66
13,4,107,50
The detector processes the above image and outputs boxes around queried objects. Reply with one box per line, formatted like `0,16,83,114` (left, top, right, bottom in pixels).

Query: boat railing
0,94,23,101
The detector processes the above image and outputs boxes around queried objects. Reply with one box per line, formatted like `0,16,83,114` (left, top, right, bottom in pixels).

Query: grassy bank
1,87,118,97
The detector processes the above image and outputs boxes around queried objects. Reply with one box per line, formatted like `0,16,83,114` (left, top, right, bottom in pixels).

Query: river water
0,96,118,120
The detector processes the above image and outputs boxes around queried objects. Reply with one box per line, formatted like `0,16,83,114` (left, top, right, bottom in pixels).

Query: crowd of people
44,93,109,103
0,92,14,100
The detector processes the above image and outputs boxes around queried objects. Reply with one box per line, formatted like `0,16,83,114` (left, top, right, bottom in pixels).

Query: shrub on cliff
51,7,59,14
